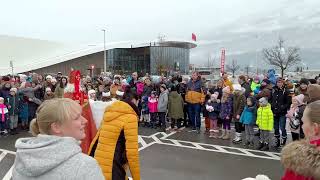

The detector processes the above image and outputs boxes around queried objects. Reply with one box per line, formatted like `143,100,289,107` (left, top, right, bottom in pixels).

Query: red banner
220,49,226,75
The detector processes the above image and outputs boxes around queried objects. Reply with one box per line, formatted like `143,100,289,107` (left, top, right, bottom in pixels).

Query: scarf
0,104,8,122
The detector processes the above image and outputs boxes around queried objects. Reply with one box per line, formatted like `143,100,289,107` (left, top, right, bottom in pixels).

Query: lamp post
102,29,107,73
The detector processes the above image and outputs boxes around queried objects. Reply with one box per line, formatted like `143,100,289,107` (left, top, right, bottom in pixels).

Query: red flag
192,33,197,41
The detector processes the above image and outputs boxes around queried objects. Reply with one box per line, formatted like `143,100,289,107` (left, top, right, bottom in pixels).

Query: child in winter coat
206,93,221,138
44,87,55,100
232,84,247,144
19,96,29,130
148,91,158,128
0,97,9,136
286,94,305,141
8,88,20,135
219,86,233,140
240,97,257,148
140,96,150,127
256,97,274,151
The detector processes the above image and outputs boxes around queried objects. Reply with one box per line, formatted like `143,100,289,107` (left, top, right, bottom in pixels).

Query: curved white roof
0,35,196,75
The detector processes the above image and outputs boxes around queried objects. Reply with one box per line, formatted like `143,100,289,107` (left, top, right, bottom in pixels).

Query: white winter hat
88,89,96,95
102,91,111,97
259,97,268,106
46,75,53,80
45,87,52,92
116,90,124,96
10,88,18,93
233,84,245,92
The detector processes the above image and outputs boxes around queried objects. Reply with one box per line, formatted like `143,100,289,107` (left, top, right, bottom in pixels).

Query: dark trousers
183,104,190,126
235,121,243,133
274,115,287,138
188,103,201,129
158,112,166,129
291,132,300,141
150,113,157,127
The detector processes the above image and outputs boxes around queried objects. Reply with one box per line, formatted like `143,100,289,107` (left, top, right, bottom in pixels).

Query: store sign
220,49,225,75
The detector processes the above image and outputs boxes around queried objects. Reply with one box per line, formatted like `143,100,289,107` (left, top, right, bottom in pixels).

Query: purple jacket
219,96,233,119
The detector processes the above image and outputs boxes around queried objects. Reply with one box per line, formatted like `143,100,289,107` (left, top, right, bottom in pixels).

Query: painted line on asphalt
0,151,7,162
3,165,13,180
0,149,16,155
157,141,280,160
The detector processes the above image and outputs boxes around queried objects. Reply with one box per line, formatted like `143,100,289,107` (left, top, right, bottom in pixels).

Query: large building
30,40,196,76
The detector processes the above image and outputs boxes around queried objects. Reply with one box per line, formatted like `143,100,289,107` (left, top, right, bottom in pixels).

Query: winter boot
232,132,242,144
275,136,280,148
209,130,215,138
281,137,287,147
219,129,226,139
222,130,231,140
256,141,264,150
261,143,269,151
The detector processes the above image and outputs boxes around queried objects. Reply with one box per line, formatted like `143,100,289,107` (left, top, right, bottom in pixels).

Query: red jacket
281,139,320,180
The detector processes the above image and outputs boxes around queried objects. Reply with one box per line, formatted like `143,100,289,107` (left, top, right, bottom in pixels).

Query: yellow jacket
88,101,140,180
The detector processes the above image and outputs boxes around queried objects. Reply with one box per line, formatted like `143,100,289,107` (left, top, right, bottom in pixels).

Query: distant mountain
190,0,320,70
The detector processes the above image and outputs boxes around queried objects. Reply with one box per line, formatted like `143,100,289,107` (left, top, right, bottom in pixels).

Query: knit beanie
10,88,18,94
299,78,309,85
294,94,304,106
259,97,268,106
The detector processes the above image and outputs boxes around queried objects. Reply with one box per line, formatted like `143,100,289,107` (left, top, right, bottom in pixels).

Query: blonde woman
12,98,104,180
281,100,320,179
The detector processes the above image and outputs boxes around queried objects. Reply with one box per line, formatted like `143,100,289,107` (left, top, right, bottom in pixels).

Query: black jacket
271,86,291,116
241,82,251,98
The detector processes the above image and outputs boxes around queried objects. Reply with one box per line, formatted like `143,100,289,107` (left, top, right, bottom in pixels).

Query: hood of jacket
103,101,137,122
14,134,82,177
281,140,320,179
169,91,180,99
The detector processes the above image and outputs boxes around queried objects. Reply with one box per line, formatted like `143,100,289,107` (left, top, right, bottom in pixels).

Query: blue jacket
206,101,221,119
240,105,257,125
19,101,29,120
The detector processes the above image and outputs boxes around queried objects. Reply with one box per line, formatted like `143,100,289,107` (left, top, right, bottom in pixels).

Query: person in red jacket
281,100,320,180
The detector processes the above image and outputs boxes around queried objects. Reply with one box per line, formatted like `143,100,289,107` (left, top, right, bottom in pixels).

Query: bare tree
244,65,251,75
226,59,240,78
262,37,301,77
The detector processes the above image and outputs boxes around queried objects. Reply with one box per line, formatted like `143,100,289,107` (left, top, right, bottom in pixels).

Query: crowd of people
1,70,320,152
1,68,320,180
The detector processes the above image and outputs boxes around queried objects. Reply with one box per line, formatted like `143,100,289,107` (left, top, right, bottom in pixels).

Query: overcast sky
0,0,290,44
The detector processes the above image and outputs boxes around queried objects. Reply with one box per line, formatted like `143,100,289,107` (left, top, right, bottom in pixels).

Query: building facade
30,41,196,76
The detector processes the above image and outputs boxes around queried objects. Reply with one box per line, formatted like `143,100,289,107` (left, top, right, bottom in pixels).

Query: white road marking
3,165,14,180
0,151,7,162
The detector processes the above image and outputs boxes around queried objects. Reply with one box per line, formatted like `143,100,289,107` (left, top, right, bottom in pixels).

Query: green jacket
168,91,184,119
256,104,274,131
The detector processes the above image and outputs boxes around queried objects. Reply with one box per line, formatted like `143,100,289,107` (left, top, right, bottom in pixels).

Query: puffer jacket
219,96,233,119
240,105,257,125
88,101,140,180
158,90,168,113
271,86,291,116
256,104,274,131
185,79,205,104
281,139,320,180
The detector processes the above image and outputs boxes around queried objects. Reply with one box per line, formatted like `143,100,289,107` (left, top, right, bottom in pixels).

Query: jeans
188,103,201,129
274,115,287,138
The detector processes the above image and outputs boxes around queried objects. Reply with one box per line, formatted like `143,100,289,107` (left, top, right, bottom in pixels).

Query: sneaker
196,128,201,134
188,128,197,132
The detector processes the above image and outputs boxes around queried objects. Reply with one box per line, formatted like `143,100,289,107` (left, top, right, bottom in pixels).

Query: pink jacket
148,97,158,113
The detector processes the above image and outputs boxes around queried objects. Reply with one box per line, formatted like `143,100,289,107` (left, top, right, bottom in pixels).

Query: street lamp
102,29,107,73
